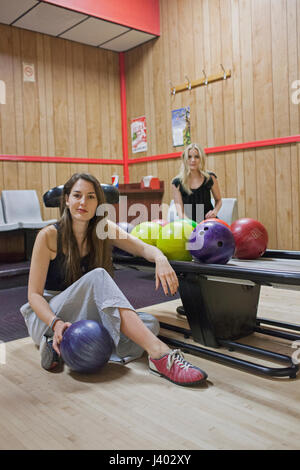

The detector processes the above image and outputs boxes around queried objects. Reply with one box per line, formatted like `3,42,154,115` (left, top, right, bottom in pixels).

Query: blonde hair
177,143,210,195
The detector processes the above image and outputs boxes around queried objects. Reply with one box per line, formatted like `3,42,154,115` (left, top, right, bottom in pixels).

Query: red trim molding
205,135,300,154
128,152,181,164
119,53,130,184
0,155,123,164
129,135,300,163
1,136,299,167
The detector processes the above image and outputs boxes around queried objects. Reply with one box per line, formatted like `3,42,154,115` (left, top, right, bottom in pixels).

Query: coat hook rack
169,66,231,95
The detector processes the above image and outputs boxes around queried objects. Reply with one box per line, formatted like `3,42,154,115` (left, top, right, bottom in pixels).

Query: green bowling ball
178,218,197,228
157,220,194,261
131,221,161,246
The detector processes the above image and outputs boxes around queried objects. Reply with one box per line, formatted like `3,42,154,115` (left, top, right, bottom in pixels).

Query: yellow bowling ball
130,221,161,246
156,220,194,261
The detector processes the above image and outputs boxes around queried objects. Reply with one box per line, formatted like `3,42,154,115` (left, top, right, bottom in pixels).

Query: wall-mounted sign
23,63,35,82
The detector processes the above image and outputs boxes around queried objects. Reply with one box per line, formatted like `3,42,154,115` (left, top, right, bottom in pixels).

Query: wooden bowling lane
0,287,300,450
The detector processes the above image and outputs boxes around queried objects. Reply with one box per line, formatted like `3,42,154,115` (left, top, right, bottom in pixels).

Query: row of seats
0,190,57,232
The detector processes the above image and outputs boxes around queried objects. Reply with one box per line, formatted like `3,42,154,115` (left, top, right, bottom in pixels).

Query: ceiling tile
60,17,129,47
102,29,156,52
13,2,87,36
0,0,38,25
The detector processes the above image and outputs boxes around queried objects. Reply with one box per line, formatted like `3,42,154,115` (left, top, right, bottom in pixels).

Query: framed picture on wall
131,116,148,153
171,106,191,147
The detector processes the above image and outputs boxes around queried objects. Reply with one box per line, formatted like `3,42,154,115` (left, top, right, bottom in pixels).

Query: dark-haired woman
21,173,207,387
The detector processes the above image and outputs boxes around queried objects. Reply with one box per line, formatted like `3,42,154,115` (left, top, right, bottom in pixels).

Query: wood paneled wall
125,0,300,250
0,24,123,220
0,1,299,251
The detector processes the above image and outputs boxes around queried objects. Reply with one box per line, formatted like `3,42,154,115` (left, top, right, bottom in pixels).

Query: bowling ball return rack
114,251,300,379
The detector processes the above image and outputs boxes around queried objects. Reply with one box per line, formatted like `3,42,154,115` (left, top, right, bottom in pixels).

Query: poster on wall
131,116,147,153
171,106,191,147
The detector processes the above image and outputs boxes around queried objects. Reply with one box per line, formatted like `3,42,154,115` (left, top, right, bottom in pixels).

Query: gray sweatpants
20,268,160,364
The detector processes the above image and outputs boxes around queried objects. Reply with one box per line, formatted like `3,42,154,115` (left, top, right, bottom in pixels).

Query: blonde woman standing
172,143,222,224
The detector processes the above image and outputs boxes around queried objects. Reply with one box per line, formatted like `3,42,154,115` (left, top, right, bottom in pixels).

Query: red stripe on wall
0,155,123,164
205,135,300,154
119,53,130,184
128,135,300,163
128,152,181,164
1,136,299,166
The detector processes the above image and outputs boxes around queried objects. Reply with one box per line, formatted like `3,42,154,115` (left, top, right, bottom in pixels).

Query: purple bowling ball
188,220,235,264
113,222,134,256
60,320,114,374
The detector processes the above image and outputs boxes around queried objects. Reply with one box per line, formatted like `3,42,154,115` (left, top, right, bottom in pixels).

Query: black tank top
172,172,216,223
44,223,91,291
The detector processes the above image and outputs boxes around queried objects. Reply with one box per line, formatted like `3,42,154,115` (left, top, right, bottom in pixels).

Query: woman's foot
149,349,207,386
40,335,61,371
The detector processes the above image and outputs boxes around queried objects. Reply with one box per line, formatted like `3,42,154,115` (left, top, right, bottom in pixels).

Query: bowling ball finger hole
217,241,223,247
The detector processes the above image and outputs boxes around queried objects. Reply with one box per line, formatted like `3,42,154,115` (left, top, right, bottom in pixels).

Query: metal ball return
114,250,300,379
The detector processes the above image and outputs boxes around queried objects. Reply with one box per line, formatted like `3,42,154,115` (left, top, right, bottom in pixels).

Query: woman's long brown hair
59,173,113,286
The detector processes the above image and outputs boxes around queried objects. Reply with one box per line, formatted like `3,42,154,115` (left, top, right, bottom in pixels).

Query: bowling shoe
149,349,207,386
40,335,61,371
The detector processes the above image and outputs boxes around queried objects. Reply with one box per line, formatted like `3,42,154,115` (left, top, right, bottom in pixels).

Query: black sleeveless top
172,172,216,223
44,223,91,292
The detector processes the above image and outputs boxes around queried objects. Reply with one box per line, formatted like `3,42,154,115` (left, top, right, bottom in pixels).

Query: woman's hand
52,320,72,355
155,256,179,296
205,209,218,219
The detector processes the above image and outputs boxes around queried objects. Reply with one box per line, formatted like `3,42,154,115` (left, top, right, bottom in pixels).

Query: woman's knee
86,267,110,282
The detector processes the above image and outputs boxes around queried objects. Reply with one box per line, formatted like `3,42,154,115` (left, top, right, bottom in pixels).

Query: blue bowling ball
188,220,235,264
60,320,114,373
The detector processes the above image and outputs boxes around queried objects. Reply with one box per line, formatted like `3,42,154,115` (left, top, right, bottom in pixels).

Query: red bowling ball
231,218,268,259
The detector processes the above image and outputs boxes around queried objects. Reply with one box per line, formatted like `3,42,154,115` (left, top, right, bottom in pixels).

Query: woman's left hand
155,256,179,296
53,320,72,355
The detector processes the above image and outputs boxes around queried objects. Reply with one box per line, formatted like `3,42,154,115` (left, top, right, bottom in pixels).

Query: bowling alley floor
0,286,300,450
